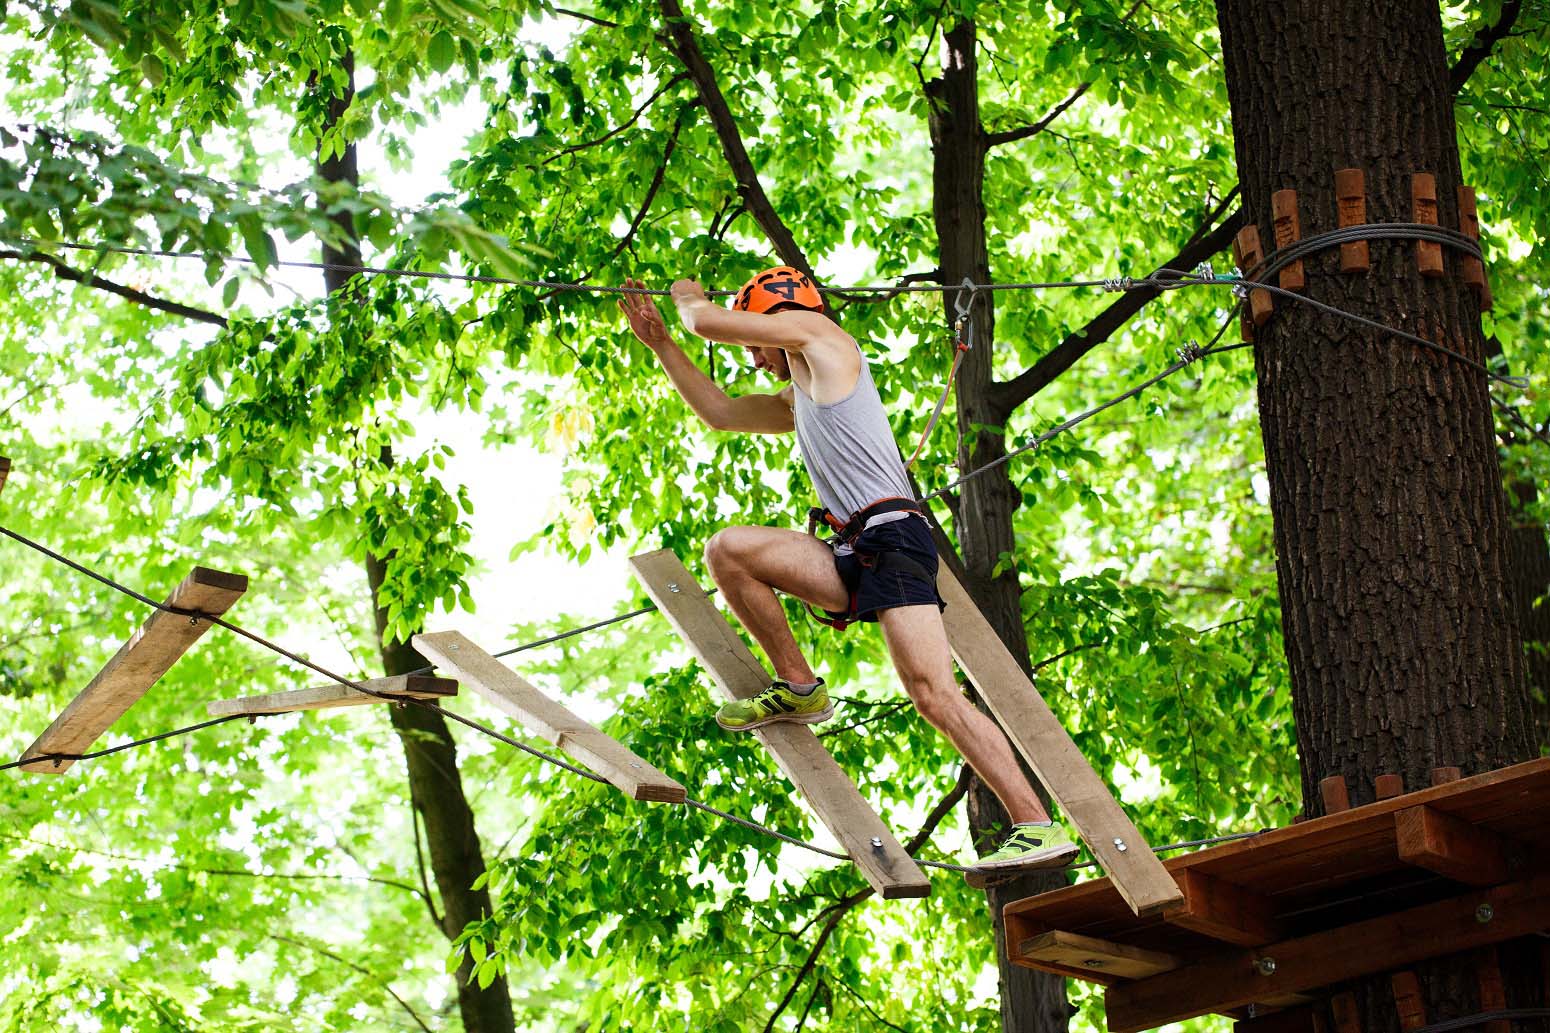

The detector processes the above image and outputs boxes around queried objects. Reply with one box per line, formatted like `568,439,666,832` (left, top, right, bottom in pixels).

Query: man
619,266,1076,871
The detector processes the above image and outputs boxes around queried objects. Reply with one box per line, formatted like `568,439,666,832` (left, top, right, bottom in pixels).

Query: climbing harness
803,496,935,631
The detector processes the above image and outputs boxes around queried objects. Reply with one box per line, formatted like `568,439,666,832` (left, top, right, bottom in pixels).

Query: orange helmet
733,266,824,314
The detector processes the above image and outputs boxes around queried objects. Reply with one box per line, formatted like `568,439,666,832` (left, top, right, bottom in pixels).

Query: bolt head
1113,838,1128,852
1476,903,1495,924
870,836,883,848
1254,956,1277,976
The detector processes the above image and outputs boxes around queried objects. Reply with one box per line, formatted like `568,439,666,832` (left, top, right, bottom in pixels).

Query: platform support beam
936,567,1181,916
1394,805,1510,886
1018,930,1178,982
18,566,248,773
207,674,458,716
1165,869,1282,946
1104,872,1550,1033
414,631,685,804
629,550,930,899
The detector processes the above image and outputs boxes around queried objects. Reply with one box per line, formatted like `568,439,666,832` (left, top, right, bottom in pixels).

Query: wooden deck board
207,674,458,716
937,567,1182,917
18,566,247,773
414,631,686,804
629,550,930,899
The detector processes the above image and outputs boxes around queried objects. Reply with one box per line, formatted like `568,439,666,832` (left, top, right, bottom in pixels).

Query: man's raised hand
618,277,672,351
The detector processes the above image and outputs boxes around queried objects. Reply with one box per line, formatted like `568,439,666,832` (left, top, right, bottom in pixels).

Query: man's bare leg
878,604,1049,824
703,525,851,684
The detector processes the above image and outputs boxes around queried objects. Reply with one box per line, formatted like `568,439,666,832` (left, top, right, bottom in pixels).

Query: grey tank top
791,350,914,522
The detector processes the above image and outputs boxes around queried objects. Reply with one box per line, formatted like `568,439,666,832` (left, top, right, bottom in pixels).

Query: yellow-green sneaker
715,679,833,731
973,821,1080,872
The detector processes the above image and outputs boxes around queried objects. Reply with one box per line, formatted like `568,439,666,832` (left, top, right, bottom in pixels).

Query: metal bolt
667,582,681,594
1254,956,1277,976
1083,959,1105,969
189,614,200,626
1113,838,1128,852
1476,903,1495,924
870,837,883,849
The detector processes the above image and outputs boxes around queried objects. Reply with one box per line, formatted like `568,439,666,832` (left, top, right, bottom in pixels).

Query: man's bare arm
671,279,840,350
619,280,795,434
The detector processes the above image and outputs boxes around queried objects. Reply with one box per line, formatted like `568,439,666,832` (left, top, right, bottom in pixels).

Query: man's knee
903,674,960,728
704,526,750,580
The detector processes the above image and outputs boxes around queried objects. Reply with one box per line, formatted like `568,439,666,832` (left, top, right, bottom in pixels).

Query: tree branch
270,933,434,1033
903,762,973,854
0,248,228,327
763,888,871,1033
984,81,1092,148
991,188,1242,417
1450,0,1524,94
658,0,816,280
551,6,621,29
543,73,689,164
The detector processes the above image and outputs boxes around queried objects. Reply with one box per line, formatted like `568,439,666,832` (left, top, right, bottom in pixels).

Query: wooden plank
1018,930,1178,981
1103,871,1550,1033
18,566,247,773
936,566,1181,917
1165,868,1281,946
206,674,458,717
413,631,685,804
628,550,929,899
1395,805,1510,886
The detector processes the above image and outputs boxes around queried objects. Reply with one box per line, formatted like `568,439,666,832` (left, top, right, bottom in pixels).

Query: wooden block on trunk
207,674,458,716
1474,947,1511,1033
1395,804,1510,886
1271,189,1305,291
1375,773,1405,800
628,550,927,896
1457,186,1492,310
0,456,10,498
937,566,1181,916
18,566,247,773
1330,993,1362,1033
1335,168,1370,273
1018,930,1178,980
1412,174,1444,277
1430,766,1462,786
1319,774,1351,814
1231,225,1275,326
1390,971,1426,1031
413,630,685,804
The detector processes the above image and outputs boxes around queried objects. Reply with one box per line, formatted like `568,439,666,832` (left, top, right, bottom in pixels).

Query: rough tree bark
1215,0,1542,1025
318,52,514,1033
926,21,1070,1033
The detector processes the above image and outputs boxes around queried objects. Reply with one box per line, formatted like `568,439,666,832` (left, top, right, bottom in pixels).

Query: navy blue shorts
823,515,946,625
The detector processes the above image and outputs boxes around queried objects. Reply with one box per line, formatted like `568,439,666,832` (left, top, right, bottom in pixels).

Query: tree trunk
1215,0,1540,1025
927,20,1070,1033
319,52,514,1033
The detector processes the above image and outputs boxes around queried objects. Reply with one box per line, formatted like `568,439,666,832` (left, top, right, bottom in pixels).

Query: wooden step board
18,565,248,774
207,674,458,716
413,631,685,804
937,567,1182,917
629,550,931,900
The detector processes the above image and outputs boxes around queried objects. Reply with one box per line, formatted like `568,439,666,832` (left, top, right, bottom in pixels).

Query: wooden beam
1165,868,1282,946
206,674,458,717
413,631,685,804
1395,805,1510,886
18,567,246,773
1104,871,1550,1033
1018,930,1178,981
0,455,10,497
936,566,1181,916
628,550,929,899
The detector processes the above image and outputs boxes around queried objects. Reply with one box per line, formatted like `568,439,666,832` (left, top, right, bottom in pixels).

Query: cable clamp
1229,266,1249,299
1102,275,1137,293
1177,340,1205,364
1194,260,1215,282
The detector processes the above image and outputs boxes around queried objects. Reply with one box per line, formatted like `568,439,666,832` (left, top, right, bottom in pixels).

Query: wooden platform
1002,757,1550,1032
